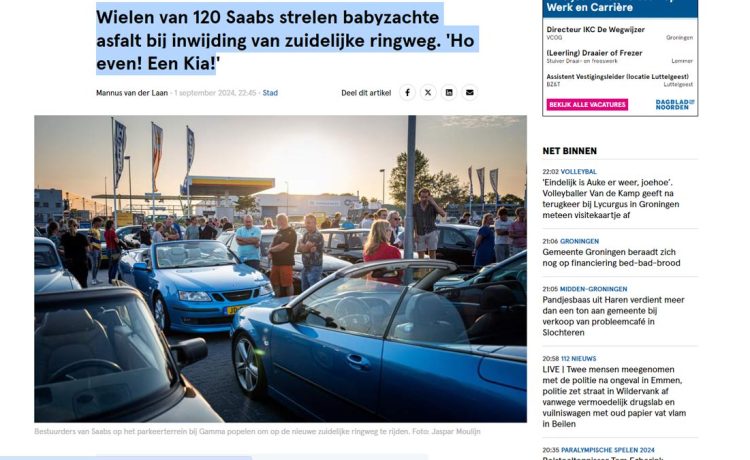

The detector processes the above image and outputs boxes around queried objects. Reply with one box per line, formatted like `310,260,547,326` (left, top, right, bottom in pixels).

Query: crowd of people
44,217,122,288
473,206,527,267
347,188,527,269
43,214,241,288
41,188,527,292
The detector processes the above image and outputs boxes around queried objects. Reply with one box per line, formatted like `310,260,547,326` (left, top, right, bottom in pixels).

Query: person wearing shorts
494,207,512,263
413,188,446,259
268,213,297,297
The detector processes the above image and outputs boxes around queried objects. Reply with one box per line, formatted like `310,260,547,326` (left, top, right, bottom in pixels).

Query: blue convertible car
118,240,273,333
230,259,526,422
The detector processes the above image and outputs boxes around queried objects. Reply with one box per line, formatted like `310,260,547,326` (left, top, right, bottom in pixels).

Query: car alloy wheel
153,294,171,332
233,332,267,399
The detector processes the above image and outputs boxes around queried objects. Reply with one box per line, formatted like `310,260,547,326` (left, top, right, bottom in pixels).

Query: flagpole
111,117,118,228
483,171,486,214
186,178,191,218
497,172,501,209
468,166,473,222
151,122,156,222
481,169,485,215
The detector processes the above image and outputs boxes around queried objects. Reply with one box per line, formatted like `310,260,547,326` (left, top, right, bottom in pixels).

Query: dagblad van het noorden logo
655,99,695,110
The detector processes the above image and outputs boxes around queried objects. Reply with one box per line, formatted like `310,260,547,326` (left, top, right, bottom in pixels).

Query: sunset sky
35,115,526,202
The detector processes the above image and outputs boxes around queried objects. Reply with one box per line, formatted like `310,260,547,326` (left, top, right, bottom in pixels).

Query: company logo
655,99,695,111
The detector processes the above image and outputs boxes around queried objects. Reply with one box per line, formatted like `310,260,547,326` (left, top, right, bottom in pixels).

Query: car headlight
178,291,212,302
259,283,273,296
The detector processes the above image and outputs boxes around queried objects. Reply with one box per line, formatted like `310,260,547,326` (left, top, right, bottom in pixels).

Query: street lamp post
124,155,133,212
379,169,385,205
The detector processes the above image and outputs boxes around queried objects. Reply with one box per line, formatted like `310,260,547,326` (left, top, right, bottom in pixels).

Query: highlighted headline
96,2,480,75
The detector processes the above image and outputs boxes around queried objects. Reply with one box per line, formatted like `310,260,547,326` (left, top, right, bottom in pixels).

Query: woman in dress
473,213,496,267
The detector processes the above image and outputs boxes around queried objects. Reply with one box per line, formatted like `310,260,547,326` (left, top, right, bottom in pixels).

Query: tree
235,195,258,214
388,149,432,207
430,170,466,206
501,193,525,206
360,195,369,207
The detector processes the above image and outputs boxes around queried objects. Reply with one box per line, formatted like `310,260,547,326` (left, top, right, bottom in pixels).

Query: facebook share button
400,84,416,101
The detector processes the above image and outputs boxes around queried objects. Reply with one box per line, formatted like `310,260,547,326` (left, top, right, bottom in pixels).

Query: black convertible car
34,286,222,422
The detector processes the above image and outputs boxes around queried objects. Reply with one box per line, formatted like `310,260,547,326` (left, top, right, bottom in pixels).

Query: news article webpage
4,0,747,459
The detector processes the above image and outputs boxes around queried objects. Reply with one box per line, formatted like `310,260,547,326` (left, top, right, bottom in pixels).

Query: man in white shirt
360,212,373,229
494,207,513,263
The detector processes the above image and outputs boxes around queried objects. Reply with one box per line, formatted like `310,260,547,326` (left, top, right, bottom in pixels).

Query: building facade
254,194,360,220
34,189,64,225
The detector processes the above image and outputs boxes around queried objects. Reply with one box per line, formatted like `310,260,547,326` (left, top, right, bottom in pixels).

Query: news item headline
96,2,480,75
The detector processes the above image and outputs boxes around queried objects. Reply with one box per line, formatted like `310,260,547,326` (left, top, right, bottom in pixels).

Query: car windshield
484,254,527,287
116,226,136,237
460,227,479,240
347,231,368,249
260,234,273,256
217,232,232,245
258,232,308,256
34,292,178,422
294,265,436,337
155,241,238,268
35,243,60,269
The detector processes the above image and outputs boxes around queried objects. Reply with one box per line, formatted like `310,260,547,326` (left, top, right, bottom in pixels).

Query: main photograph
34,115,527,423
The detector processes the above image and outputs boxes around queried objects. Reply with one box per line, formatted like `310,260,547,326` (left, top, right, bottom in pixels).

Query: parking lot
167,331,300,423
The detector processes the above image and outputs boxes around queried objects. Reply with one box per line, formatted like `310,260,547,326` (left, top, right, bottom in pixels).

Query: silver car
34,237,81,293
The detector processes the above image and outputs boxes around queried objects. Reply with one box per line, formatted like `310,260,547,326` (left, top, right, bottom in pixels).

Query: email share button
462,84,477,101
546,98,628,111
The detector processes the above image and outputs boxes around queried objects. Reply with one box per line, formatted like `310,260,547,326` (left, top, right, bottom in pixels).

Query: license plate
226,305,247,315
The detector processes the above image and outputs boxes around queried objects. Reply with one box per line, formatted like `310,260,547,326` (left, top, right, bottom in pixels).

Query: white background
3,1,748,459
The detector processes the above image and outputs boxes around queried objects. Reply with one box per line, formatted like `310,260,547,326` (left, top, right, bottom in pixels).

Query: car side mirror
170,338,208,369
133,262,149,271
271,307,292,325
